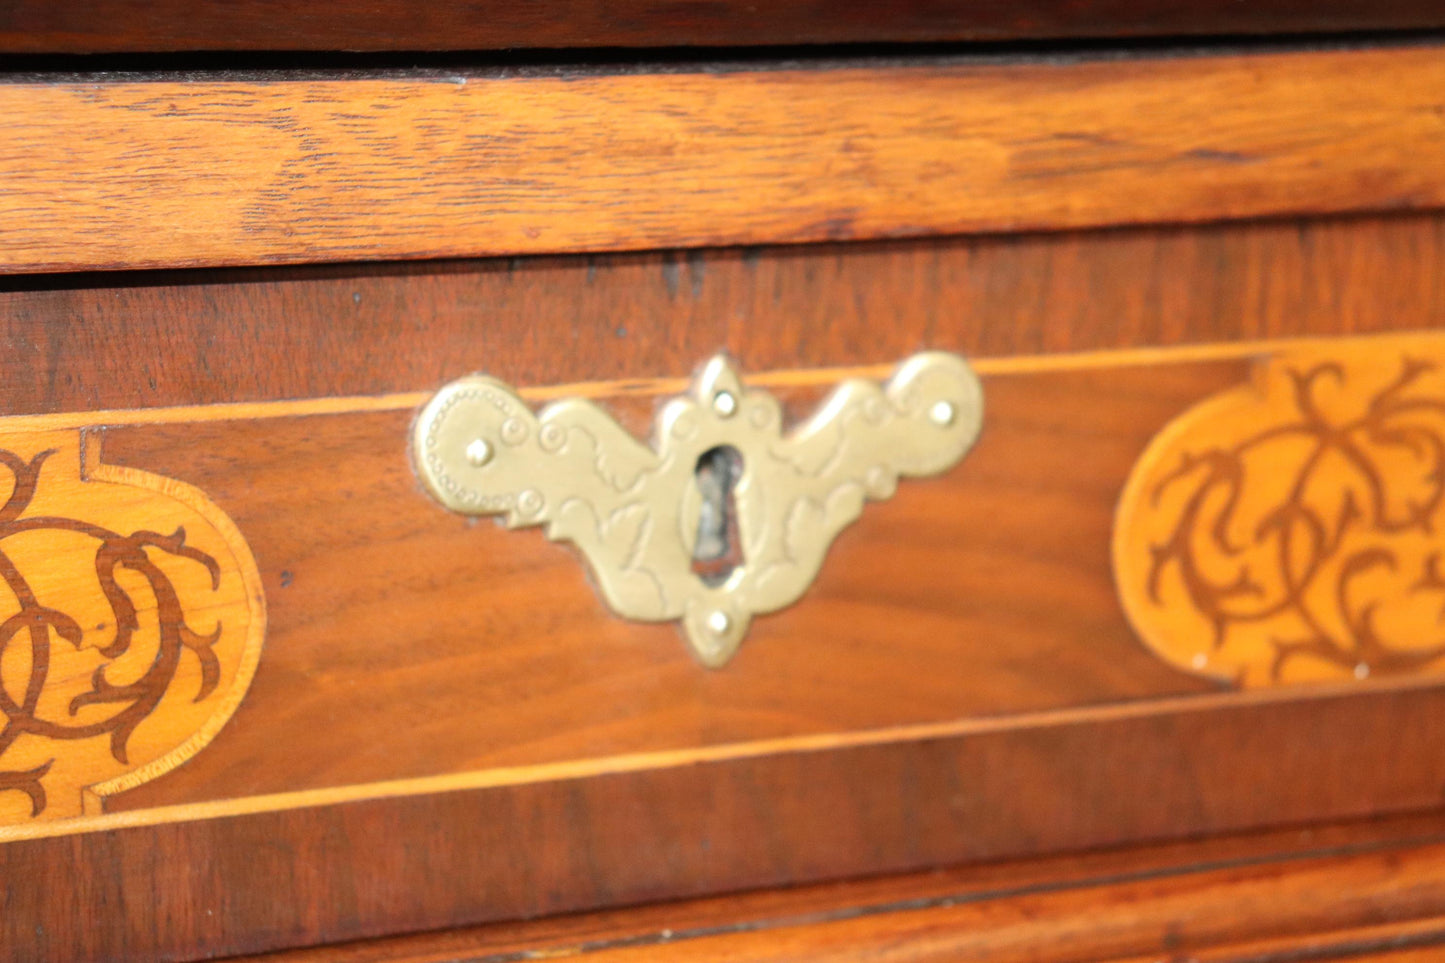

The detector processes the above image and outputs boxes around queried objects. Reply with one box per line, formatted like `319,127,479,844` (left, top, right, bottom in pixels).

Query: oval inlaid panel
0,428,264,831
1115,340,1445,687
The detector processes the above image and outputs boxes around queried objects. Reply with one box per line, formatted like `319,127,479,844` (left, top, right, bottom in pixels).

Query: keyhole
692,445,744,586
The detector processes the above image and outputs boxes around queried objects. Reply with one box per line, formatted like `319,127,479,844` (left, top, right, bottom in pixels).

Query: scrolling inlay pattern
0,429,264,829
1115,344,1445,687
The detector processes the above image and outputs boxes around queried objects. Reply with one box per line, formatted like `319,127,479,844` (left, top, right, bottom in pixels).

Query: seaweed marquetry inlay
1115,343,1445,688
413,354,984,666
0,429,264,831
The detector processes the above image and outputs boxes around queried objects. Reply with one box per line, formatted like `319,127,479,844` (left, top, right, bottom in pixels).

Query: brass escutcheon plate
412,353,983,666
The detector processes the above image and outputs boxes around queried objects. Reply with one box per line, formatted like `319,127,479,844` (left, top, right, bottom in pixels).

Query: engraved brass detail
413,354,983,666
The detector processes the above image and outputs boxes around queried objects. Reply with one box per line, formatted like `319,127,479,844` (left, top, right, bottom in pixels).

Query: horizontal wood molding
224,824,1445,963
4,46,1445,272
3,1,1444,53
6,716,1445,963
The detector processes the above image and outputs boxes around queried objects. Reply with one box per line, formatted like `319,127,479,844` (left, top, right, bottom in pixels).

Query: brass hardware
412,353,983,666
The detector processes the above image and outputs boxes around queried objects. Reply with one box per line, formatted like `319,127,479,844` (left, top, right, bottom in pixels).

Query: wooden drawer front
4,213,1445,960
6,38,1445,962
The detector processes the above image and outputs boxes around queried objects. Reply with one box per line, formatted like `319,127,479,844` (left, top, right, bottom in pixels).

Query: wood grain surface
3,0,1444,53
7,686,1445,963
214,812,1445,963
234,824,1445,963
86,359,1230,816
0,334,1394,820
3,338,1445,958
5,46,1445,273
217,817,1445,963
3,212,1444,418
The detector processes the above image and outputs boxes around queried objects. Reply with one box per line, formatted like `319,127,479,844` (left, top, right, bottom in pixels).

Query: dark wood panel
7,687,1445,962
94,361,1226,808
221,824,1445,963
5,47,1445,272
1,0,1443,53
9,335,1445,959
214,810,1445,963
4,214,1444,417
